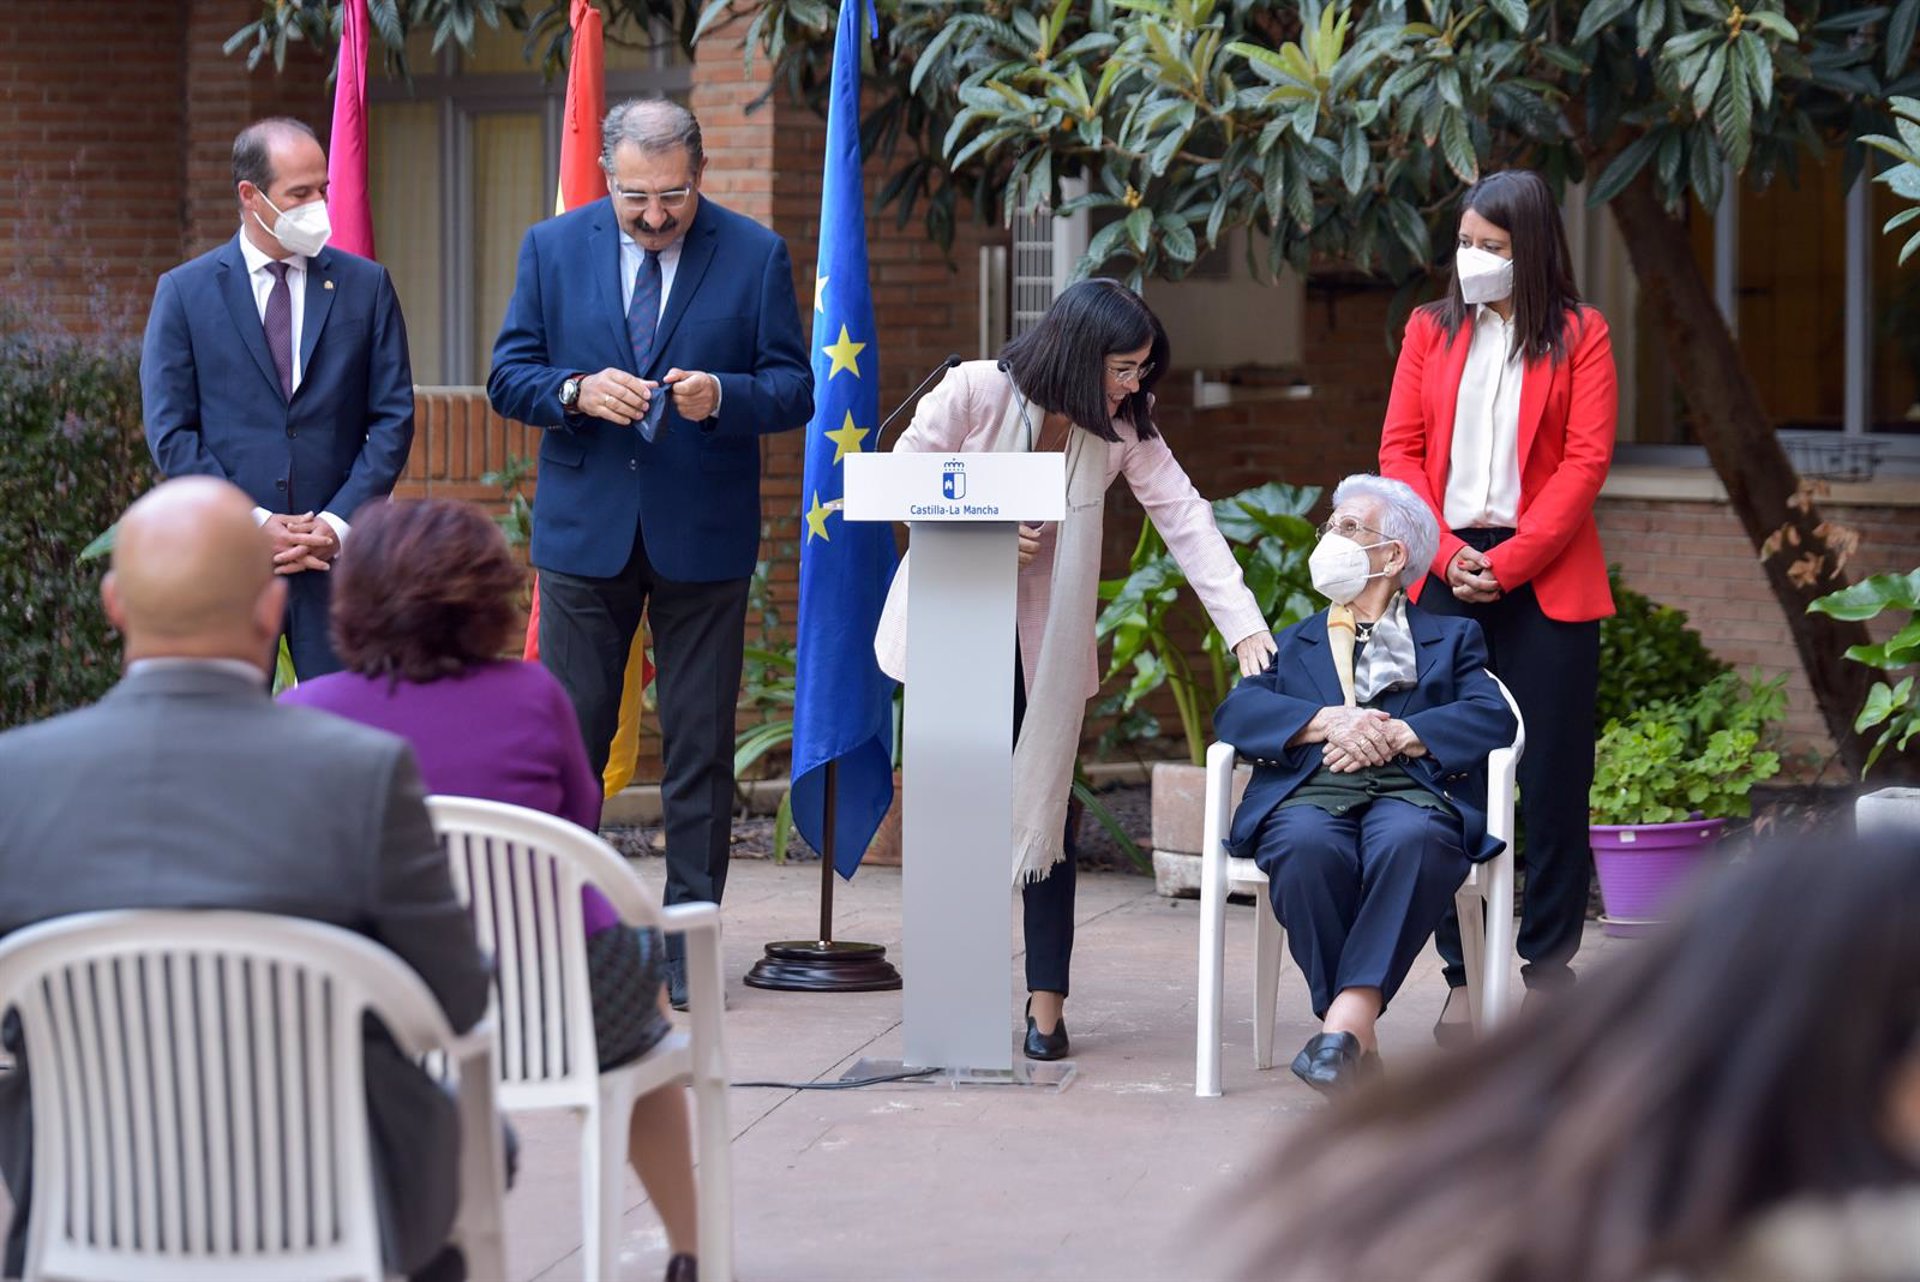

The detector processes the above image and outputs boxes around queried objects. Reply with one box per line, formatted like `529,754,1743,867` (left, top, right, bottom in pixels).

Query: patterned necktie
264,261,294,400
626,248,661,374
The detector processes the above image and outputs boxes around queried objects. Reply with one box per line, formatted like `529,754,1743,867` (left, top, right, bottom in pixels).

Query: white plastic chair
0,909,507,1282
1195,674,1526,1097
426,796,733,1282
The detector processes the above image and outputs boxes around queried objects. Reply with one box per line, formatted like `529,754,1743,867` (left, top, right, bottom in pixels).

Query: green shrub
1595,566,1732,732
0,308,154,728
1589,671,1786,825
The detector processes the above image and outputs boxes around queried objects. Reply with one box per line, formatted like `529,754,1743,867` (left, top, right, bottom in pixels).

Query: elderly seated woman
1214,474,1517,1094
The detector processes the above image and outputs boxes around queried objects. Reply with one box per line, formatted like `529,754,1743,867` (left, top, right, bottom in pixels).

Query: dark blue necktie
626,249,665,442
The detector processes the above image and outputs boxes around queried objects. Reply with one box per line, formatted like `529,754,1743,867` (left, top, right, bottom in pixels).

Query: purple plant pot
1589,817,1726,929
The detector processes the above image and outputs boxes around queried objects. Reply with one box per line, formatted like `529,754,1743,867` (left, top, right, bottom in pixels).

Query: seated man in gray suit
0,477,491,1280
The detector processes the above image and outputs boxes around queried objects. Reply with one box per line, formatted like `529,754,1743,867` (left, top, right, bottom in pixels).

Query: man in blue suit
140,117,416,679
1215,474,1516,1093
488,98,812,1003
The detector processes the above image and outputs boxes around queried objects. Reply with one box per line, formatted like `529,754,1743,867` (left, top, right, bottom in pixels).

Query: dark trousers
284,568,341,679
1250,799,1469,1020
1418,529,1600,990
538,520,751,932
1012,642,1076,996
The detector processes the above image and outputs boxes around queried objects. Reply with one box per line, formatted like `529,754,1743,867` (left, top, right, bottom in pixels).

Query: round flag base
744,939,902,992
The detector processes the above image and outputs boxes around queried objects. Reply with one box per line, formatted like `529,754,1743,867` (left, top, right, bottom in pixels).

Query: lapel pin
323,280,335,291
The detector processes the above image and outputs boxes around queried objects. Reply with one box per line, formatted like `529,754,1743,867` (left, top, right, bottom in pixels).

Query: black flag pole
744,758,902,991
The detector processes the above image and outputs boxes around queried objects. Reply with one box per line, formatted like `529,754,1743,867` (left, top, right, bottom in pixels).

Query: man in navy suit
1215,475,1516,1093
487,98,812,1003
139,117,415,680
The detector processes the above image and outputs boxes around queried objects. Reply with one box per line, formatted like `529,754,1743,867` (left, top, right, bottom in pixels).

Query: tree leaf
1440,110,1479,184
1574,0,1637,44
1126,205,1155,253
1588,131,1662,204
1488,0,1529,34
1808,569,1920,619
1716,37,1755,170
1340,121,1368,194
1889,0,1920,81
1692,42,1728,119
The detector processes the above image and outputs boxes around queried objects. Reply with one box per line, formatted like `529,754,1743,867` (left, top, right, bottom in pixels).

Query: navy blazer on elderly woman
486,195,812,583
1213,604,1518,863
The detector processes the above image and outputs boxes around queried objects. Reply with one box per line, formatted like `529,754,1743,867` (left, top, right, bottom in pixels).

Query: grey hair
232,117,318,195
1330,473,1438,589
600,98,704,173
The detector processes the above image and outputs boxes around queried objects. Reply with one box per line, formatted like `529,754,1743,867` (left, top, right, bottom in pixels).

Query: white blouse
1444,304,1524,529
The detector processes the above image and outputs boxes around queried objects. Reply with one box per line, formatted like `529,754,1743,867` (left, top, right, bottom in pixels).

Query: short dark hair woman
1378,169,1618,1043
875,278,1278,1061
282,499,703,1282
1227,835,1920,1282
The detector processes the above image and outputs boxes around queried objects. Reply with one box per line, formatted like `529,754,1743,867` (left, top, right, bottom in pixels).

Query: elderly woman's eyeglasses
1105,361,1155,387
610,183,695,212
1317,517,1390,543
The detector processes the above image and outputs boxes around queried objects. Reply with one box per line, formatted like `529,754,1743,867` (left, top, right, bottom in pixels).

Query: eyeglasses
1105,361,1155,387
610,183,696,212
1317,517,1391,543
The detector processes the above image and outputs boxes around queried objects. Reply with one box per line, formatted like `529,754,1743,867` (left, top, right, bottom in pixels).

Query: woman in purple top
283,498,698,1282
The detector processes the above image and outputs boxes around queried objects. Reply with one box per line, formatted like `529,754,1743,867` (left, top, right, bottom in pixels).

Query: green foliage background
0,310,154,729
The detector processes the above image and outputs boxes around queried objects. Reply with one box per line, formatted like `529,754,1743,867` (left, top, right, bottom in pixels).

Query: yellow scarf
1327,603,1358,708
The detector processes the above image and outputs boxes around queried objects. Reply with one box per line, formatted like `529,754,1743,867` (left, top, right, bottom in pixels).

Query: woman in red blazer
1378,169,1617,1038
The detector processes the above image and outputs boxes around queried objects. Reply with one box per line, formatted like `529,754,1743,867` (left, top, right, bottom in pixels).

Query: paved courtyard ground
506,856,1628,1282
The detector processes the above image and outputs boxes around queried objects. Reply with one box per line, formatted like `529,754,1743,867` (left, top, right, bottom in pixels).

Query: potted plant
1808,566,1920,832
1588,671,1786,935
1092,482,1319,894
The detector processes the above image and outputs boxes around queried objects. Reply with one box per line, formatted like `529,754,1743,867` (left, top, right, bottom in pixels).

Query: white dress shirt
615,227,720,414
236,229,349,543
1444,303,1525,530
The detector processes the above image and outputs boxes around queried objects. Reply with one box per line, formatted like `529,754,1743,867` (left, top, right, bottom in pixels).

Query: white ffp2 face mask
1456,245,1513,306
1309,533,1395,605
254,192,332,258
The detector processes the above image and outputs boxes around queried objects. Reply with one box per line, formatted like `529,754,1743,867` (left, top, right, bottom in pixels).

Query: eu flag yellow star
824,411,869,465
821,324,867,379
804,490,833,543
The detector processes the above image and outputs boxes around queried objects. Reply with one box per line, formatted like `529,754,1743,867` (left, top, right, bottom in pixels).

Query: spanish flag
524,0,655,798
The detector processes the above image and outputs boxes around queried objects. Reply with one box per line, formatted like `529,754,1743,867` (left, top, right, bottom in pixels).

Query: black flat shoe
1023,997,1070,1061
1432,985,1473,1049
663,1253,697,1282
1289,1031,1379,1095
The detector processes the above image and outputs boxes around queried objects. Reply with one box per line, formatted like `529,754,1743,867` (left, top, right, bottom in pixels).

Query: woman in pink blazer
1377,170,1618,1039
879,280,1276,1060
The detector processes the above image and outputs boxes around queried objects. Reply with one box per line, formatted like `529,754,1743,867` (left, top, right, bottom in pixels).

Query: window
368,24,690,385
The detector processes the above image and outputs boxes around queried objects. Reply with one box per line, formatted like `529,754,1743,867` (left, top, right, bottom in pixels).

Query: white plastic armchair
426,796,733,1282
0,909,506,1282
1195,673,1526,1097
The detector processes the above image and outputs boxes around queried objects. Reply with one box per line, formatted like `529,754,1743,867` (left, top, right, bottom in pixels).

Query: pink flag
327,0,375,260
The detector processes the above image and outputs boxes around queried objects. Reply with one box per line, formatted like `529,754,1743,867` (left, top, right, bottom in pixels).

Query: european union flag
790,0,895,879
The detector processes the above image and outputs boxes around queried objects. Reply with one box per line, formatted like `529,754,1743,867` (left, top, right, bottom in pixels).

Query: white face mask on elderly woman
1309,533,1395,605
1456,245,1514,306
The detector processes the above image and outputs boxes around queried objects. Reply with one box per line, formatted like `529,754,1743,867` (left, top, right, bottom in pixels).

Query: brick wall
0,3,190,337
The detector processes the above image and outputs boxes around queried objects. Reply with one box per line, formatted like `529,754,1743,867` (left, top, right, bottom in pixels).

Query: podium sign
842,451,1065,1078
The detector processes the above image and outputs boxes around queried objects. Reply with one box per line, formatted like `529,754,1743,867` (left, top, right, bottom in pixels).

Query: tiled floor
503,857,1630,1282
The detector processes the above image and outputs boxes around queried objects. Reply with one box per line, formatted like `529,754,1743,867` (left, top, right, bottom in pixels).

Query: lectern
842,451,1067,1081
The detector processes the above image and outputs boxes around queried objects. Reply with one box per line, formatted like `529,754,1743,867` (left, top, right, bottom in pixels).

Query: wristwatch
559,375,584,411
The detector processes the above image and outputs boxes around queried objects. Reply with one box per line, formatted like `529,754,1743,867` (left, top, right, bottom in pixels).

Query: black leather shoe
663,1253,697,1282
667,957,688,1011
1432,985,1473,1049
1289,1031,1378,1094
1023,997,1069,1061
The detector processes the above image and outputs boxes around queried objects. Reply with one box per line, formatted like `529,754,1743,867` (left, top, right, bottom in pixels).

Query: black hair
232,117,319,195
998,278,1169,441
1424,169,1585,364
